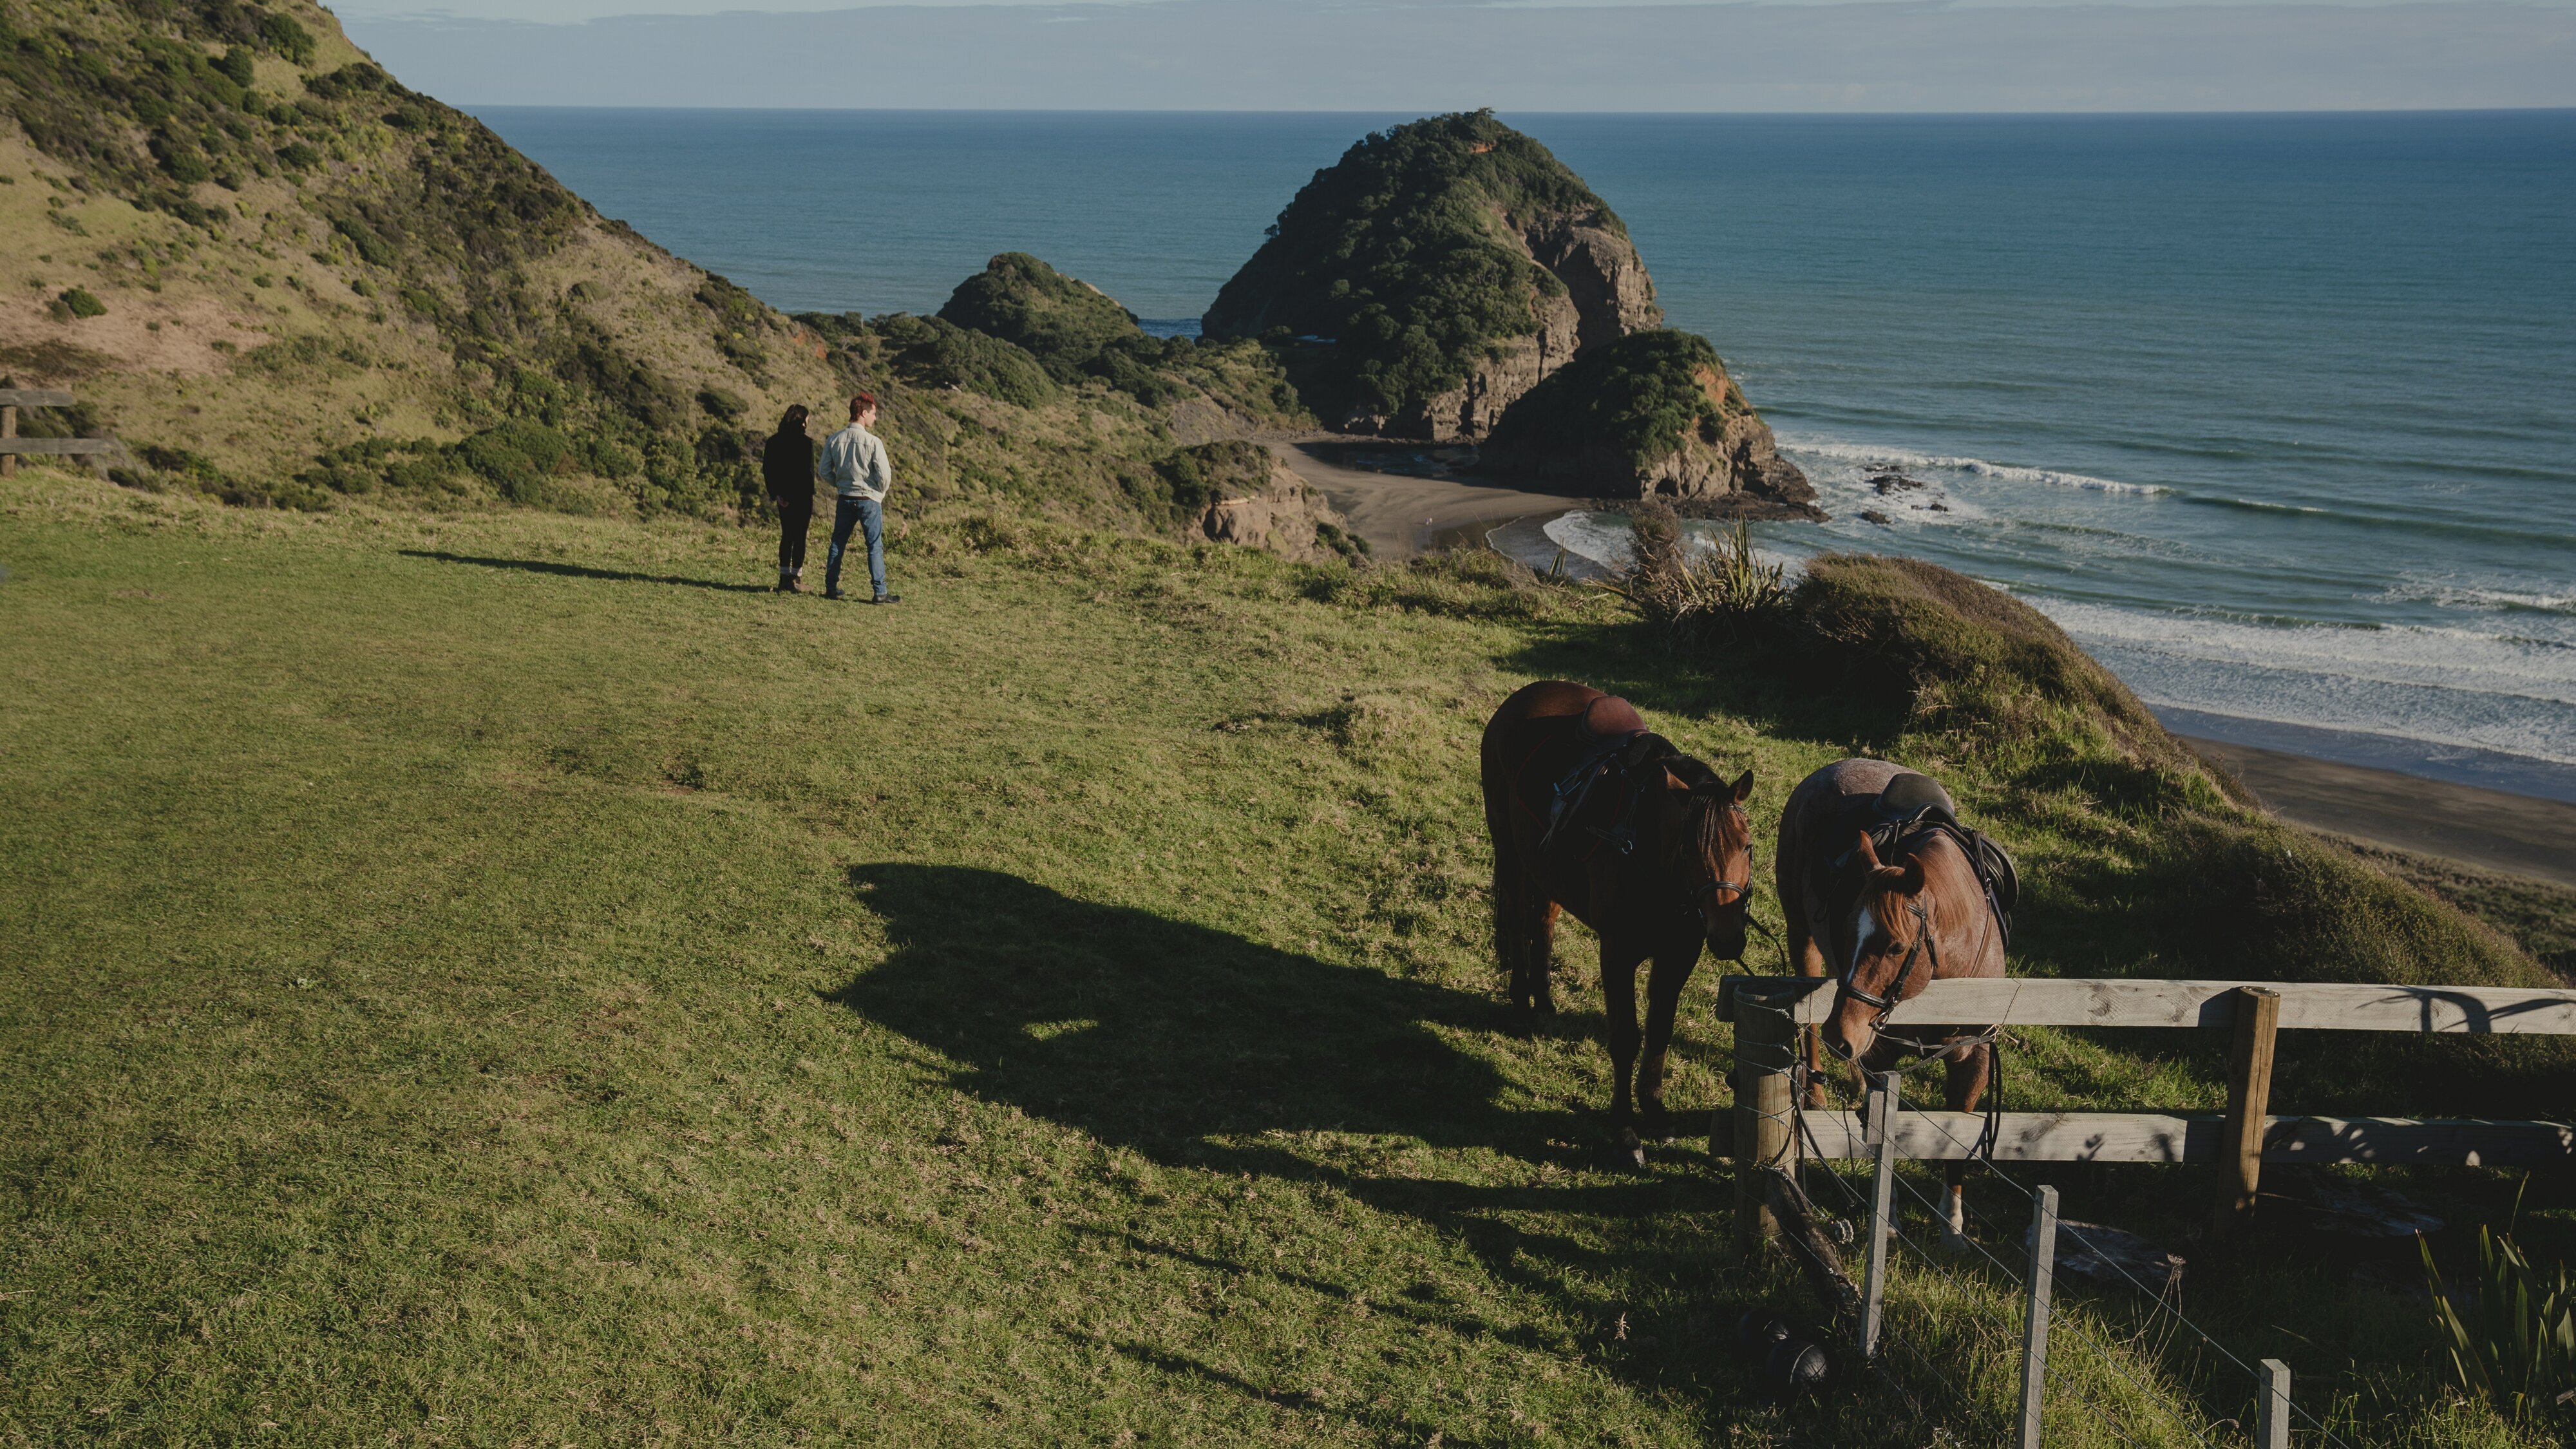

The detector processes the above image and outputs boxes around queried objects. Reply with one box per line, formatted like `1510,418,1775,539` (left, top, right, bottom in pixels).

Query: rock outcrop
1198,454,1356,565
1201,111,1660,443
1479,330,1823,518
1155,440,1361,564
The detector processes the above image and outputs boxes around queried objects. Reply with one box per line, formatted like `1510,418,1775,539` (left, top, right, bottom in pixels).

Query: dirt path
2184,736,2576,888
1267,441,1580,559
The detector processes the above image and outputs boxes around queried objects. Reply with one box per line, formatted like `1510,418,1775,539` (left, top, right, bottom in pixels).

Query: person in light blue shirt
815,392,899,603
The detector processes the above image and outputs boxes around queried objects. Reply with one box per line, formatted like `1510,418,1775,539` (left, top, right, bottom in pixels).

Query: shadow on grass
831,864,1757,1414
401,549,773,594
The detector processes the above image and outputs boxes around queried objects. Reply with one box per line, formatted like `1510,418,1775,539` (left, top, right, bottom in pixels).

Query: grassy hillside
1,471,2563,1446
0,0,1308,533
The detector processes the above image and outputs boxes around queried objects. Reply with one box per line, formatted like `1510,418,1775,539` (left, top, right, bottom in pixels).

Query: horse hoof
1616,1126,1647,1170
1937,1227,1973,1256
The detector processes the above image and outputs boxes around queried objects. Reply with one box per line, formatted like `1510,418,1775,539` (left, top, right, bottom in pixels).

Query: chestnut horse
1483,680,1754,1157
1777,758,2015,1246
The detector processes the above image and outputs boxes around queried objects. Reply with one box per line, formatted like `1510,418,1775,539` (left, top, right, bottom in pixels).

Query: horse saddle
1537,696,1672,858
1839,772,2020,945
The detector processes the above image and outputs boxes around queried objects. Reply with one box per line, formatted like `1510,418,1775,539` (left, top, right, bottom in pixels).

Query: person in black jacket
762,404,816,592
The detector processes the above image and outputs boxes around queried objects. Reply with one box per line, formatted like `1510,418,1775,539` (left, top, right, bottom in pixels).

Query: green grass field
2,471,2563,1446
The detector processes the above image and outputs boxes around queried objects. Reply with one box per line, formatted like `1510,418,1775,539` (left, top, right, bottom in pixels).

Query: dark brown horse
1777,758,2012,1246
1483,680,1754,1157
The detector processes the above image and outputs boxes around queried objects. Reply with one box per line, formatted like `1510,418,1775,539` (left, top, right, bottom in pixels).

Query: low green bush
57,287,104,318
862,313,1056,410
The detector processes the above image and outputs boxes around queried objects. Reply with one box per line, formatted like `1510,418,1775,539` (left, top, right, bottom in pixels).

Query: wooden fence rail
1723,974,2576,1033
1793,1110,2576,1165
1729,974,2576,1442
1,386,125,477
1721,973,2576,1245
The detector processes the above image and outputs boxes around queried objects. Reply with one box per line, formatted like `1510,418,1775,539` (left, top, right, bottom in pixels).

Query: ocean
468,108,2576,800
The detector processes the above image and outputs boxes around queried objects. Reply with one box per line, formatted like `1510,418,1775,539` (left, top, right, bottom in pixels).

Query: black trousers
775,493,812,573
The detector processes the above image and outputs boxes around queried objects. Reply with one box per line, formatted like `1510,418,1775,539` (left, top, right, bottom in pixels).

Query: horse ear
1730,768,1753,802
1853,830,1882,870
1899,857,1927,896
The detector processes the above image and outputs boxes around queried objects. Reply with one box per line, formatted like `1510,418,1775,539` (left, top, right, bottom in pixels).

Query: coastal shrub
305,63,390,100
256,12,317,64
867,313,1056,410
1615,501,1787,646
457,420,578,504
215,45,254,88
1146,440,1269,526
57,287,105,319
1083,335,1185,407
937,252,1141,383
2422,1214,2575,1425
1203,110,1622,424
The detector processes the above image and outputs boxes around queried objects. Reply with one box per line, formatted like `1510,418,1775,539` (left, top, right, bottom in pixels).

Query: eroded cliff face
1394,213,1663,444
1196,453,1357,564
1526,218,1663,348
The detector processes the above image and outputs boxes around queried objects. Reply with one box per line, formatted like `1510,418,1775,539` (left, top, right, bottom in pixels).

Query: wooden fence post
1734,982,1794,1248
2214,986,2282,1238
2,380,15,480
1861,1074,1899,1363
2257,1359,2290,1449
2018,1185,2059,1449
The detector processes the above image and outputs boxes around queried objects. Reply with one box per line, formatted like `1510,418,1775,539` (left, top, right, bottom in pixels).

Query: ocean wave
2031,598,2576,705
1778,437,2169,496
2377,581,2576,616
1533,511,1809,575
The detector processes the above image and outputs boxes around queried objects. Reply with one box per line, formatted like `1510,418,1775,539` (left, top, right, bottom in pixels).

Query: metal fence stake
2258,1358,2290,1449
1861,1075,1898,1362
2018,1185,2060,1449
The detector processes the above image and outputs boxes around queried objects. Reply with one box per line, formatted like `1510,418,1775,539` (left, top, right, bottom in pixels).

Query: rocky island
1204,110,1820,516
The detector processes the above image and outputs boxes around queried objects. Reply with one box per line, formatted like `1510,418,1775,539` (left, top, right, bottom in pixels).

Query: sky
337,0,2576,110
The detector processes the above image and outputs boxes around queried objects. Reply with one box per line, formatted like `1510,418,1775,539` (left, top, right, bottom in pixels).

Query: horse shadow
829,865,1752,1403
832,862,1540,1159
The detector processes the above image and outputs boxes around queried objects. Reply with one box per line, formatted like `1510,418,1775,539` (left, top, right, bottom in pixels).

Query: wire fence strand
1733,989,2362,1449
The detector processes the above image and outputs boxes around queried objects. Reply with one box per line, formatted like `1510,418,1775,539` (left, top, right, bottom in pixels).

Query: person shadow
829,864,1743,1404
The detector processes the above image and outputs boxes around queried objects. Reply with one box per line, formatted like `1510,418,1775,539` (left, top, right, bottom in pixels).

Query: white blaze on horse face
1850,902,1882,980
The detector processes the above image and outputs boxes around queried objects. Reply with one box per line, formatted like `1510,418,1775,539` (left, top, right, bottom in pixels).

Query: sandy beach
2183,737,2576,888
1271,441,1583,558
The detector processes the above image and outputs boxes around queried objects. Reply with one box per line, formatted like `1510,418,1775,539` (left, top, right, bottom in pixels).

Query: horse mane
1664,753,1744,866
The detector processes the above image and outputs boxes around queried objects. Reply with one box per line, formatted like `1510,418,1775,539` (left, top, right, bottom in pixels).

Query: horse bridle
1839,897,1938,1023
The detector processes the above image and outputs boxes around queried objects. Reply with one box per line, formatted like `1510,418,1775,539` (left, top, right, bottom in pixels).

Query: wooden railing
1720,974,2576,1242
1721,972,2575,1441
1,387,126,477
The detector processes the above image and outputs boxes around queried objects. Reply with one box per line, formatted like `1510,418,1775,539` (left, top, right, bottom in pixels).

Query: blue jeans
826,496,884,598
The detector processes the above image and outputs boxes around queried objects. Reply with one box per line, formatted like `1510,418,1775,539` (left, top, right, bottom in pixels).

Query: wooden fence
1,386,125,477
1720,974,2576,1243
1721,973,2575,1443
